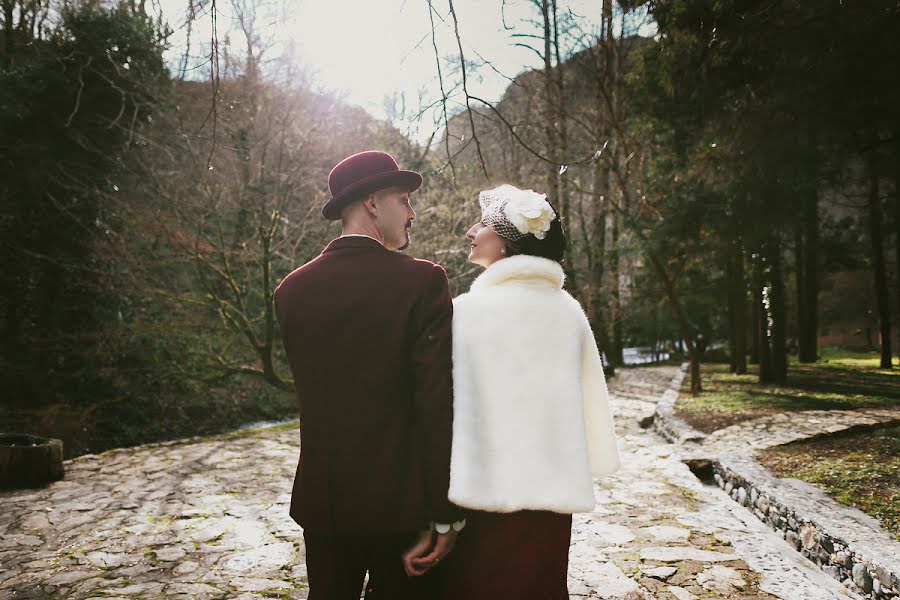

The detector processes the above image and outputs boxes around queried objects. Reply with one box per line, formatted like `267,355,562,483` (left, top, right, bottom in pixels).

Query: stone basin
0,433,64,489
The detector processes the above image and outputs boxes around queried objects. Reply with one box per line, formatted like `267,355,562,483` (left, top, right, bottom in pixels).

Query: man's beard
398,225,411,251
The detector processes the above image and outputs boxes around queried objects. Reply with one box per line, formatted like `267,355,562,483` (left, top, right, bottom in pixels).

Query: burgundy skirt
425,509,572,600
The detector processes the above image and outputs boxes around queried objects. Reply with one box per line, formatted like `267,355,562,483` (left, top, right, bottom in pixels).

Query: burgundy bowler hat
323,151,423,221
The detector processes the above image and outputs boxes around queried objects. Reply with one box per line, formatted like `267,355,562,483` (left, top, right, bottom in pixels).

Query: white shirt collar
339,233,383,246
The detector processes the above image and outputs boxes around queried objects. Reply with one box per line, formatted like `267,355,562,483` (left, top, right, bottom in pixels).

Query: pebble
639,565,678,580
641,525,690,543
697,565,746,594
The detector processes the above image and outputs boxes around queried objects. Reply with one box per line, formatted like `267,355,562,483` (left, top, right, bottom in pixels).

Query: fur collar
469,255,564,292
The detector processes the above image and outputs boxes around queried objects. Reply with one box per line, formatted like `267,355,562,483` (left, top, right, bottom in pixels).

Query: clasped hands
401,528,458,576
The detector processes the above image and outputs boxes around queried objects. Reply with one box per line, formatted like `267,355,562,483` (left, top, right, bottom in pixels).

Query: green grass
757,423,900,540
675,347,900,433
814,346,900,371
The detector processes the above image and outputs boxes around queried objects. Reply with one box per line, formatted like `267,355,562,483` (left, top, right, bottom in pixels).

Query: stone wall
652,364,707,445
711,454,899,600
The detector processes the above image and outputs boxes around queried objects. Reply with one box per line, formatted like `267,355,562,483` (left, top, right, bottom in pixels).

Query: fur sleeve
580,315,622,478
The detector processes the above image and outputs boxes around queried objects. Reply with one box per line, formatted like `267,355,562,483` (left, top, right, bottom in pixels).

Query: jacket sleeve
581,317,622,478
411,264,462,524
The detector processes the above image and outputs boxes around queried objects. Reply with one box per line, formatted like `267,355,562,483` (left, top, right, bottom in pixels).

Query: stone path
0,366,861,599
699,408,900,455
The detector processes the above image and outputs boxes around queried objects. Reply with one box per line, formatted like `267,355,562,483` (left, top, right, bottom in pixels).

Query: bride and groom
273,150,621,599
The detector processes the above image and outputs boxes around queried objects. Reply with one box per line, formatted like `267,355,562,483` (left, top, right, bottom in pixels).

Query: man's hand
408,530,458,574
401,530,435,577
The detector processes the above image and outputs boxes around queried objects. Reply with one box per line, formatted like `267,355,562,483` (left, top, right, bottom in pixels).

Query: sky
157,0,654,142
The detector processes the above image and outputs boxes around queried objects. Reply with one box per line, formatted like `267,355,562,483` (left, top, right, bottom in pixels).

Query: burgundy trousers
304,532,428,600
425,509,573,600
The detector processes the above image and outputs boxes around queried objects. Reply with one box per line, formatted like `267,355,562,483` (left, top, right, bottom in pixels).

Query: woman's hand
401,529,435,576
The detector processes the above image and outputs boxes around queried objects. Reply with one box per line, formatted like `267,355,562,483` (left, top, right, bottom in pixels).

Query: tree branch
447,0,489,179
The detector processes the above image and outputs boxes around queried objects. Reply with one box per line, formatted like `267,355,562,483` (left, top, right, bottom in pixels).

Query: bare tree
424,2,712,391
144,0,345,390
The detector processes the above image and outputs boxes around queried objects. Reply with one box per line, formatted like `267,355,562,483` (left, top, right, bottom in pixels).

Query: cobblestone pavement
0,366,860,599
699,408,900,455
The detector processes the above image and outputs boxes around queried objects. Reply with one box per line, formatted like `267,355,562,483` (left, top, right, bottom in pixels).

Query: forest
1,0,898,456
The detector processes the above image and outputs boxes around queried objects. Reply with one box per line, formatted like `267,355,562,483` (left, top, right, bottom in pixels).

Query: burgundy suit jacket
273,236,460,536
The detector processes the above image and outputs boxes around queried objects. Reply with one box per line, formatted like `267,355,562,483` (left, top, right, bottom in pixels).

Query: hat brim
322,170,423,221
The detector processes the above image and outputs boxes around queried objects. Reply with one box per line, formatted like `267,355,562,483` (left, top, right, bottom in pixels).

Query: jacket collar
470,255,564,291
322,236,386,253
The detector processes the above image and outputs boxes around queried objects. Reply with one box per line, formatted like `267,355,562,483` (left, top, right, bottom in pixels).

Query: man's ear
362,194,378,217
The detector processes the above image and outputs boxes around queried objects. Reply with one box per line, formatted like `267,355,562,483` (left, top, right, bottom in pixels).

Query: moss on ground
756,423,900,541
218,419,299,442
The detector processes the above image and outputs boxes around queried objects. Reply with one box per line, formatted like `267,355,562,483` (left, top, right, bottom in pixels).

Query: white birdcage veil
479,184,556,242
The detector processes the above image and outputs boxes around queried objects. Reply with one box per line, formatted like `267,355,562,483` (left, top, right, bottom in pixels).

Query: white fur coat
448,255,621,514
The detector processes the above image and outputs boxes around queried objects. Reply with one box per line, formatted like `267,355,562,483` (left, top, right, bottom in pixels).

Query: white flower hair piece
479,184,556,241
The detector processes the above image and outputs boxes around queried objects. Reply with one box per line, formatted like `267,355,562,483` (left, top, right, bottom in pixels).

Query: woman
427,184,621,599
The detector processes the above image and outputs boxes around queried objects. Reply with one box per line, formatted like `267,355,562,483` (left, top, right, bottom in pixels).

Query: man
273,150,463,599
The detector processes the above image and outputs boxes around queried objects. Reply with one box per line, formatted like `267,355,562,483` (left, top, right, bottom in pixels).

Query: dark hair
502,204,567,263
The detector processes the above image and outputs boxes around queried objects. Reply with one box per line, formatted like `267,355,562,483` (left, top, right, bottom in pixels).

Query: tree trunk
540,0,557,202
591,306,613,376
589,162,612,375
593,0,622,363
868,158,892,369
797,184,819,362
754,255,773,383
794,217,807,360
734,242,748,374
651,309,659,362
895,165,900,355
727,248,738,373
607,211,624,366
550,0,578,291
589,160,607,277
535,0,576,293
770,238,788,383
749,291,760,365
727,238,747,373
2,0,14,68
646,252,701,393
690,354,701,395
551,0,568,222
260,220,289,391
